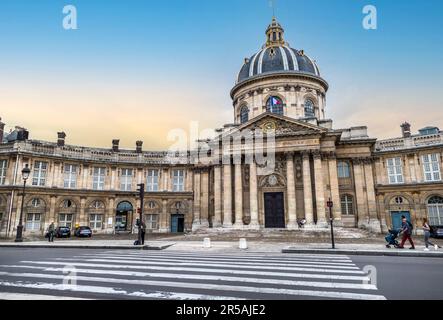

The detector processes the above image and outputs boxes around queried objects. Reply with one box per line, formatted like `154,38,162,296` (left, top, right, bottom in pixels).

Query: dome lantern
265,17,286,47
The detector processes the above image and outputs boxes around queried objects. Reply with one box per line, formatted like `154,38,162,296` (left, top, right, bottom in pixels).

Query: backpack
407,221,414,231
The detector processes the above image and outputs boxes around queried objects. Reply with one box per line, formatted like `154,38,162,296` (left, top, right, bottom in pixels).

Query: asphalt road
0,248,441,300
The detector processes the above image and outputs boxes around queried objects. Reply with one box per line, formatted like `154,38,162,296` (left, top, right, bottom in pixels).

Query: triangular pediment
221,113,327,139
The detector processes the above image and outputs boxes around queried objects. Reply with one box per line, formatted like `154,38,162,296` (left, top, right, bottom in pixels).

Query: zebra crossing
0,250,386,300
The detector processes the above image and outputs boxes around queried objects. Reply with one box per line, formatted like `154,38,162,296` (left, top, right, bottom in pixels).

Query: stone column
213,166,222,227
79,197,86,226
353,160,368,229
249,160,259,229
47,196,57,230
192,170,201,231
313,152,327,227
200,169,210,227
223,163,233,228
233,163,243,228
286,153,297,229
364,160,381,233
110,167,116,190
161,199,169,233
302,152,314,225
328,155,342,225
107,198,115,234
415,154,423,182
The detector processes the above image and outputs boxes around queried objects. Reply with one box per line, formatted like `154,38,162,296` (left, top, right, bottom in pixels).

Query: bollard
239,238,248,250
203,237,211,248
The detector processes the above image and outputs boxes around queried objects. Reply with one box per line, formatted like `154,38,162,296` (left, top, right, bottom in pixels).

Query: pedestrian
140,220,146,245
422,218,441,251
47,222,55,243
398,215,415,250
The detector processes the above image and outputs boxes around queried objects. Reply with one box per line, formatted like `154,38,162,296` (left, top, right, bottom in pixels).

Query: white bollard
203,238,211,248
239,238,248,250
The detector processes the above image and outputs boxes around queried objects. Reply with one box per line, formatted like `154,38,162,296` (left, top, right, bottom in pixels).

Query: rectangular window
172,169,185,192
422,153,441,182
146,214,159,230
63,164,77,189
89,214,103,230
146,169,159,192
0,160,7,185
92,167,106,190
32,161,48,187
337,162,350,178
120,168,133,191
26,213,41,231
59,213,73,229
386,157,404,184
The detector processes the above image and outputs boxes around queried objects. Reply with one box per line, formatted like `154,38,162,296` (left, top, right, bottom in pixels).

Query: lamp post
327,198,335,249
15,164,31,242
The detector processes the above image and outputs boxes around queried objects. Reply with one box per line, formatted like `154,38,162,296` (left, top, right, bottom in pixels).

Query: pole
15,179,26,242
328,198,335,249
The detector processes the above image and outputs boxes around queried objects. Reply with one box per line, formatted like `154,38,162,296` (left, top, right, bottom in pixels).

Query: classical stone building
0,18,442,238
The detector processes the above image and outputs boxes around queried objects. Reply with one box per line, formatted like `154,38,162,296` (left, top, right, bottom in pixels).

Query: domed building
0,18,442,239
232,17,328,124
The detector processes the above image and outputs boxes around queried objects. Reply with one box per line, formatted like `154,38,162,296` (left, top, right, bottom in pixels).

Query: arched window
240,106,249,124
266,96,284,115
304,99,315,118
341,195,354,215
427,196,443,226
337,161,351,178
117,201,133,212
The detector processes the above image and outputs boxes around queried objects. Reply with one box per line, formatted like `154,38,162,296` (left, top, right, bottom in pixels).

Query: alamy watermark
63,5,78,30
362,5,377,30
62,265,77,290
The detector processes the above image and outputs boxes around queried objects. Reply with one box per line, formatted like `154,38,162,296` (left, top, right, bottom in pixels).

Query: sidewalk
0,240,175,250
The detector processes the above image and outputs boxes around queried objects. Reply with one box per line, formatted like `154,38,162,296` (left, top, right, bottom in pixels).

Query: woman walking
422,218,440,251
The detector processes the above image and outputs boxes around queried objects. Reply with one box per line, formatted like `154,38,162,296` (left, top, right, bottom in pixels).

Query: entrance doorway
171,214,185,233
264,192,285,228
391,211,411,230
116,201,133,232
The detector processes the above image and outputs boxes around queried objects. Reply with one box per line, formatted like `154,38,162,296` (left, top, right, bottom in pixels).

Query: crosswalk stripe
0,272,386,300
56,258,364,274
78,254,355,266
0,292,91,300
0,280,243,300
0,265,376,290
106,251,353,261
66,256,358,269
0,264,370,281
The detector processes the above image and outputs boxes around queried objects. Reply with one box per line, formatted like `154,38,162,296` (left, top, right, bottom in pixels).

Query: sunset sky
1,0,442,150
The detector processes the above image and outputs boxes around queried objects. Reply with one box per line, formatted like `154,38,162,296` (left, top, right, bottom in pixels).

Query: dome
236,18,321,84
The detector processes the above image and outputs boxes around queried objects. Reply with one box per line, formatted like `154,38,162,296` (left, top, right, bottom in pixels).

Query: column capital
312,150,321,160
322,151,337,160
301,151,311,159
286,151,295,160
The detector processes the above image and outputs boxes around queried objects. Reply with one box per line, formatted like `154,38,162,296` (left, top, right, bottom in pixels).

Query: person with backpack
422,218,441,251
46,222,55,243
398,215,415,250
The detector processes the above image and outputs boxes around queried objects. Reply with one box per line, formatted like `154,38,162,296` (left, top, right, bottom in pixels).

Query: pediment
222,113,327,139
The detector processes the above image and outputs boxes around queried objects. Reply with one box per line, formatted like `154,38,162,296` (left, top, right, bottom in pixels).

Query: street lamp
15,164,31,242
327,198,336,250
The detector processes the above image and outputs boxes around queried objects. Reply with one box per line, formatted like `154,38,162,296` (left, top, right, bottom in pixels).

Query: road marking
77,254,355,266
0,292,90,300
0,280,243,300
0,264,370,281
0,272,386,300
0,265,376,290
14,261,369,281
59,258,364,273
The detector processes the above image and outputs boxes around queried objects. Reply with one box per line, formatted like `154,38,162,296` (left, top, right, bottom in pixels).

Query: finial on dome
265,16,285,47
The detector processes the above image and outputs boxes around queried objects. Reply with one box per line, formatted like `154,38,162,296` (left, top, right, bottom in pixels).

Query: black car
74,226,93,238
431,226,443,238
55,226,71,238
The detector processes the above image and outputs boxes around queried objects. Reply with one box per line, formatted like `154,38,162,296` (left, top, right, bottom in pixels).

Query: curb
282,248,443,258
0,243,176,250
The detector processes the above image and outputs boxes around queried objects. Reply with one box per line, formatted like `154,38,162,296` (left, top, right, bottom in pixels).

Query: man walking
47,222,55,243
398,215,415,250
140,220,146,245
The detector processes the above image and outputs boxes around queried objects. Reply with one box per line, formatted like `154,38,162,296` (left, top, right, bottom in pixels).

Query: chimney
57,132,66,147
112,139,120,152
401,122,411,138
136,141,143,153
0,117,4,143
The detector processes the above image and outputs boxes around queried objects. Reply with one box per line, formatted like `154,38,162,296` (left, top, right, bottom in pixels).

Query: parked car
74,226,92,238
55,226,71,238
430,226,443,238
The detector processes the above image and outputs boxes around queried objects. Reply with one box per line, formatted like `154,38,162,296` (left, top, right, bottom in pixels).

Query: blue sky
1,0,442,149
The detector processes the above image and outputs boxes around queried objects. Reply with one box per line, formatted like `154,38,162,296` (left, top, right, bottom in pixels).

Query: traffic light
136,183,145,199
